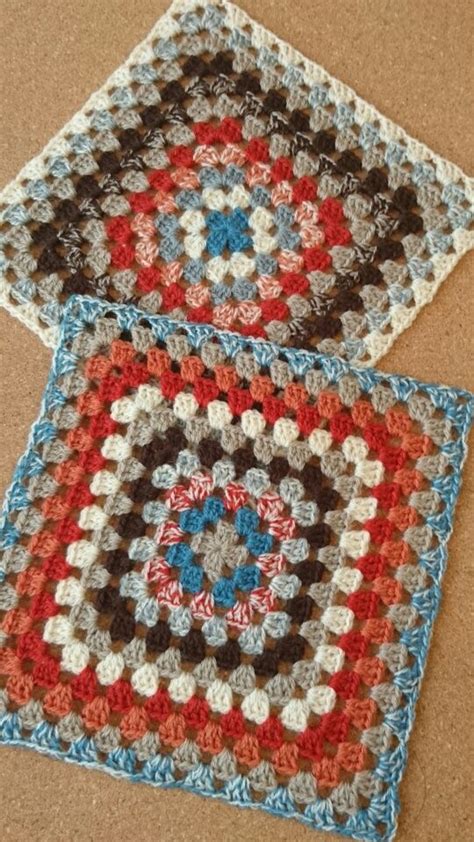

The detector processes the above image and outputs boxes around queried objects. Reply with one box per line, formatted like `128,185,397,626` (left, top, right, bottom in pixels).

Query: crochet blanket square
0,0,472,365
1,296,472,842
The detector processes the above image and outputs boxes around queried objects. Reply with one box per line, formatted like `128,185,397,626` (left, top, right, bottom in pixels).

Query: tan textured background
0,1,473,840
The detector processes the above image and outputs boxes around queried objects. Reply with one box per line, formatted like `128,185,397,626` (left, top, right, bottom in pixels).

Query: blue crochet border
1,296,473,842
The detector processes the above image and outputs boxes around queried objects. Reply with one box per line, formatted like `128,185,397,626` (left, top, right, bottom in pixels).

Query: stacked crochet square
1,298,472,841
0,0,472,363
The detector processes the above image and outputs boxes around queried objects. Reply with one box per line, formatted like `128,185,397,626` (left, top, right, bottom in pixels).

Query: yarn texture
0,0,472,364
0,296,472,842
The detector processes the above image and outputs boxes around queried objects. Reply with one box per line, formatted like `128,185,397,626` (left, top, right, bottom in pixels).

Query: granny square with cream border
0,0,472,364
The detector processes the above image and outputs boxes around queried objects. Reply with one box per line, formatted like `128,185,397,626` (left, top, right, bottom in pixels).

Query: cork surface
0,1,473,840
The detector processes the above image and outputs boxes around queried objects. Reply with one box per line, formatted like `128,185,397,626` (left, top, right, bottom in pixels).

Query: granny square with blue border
0,0,472,365
0,296,472,842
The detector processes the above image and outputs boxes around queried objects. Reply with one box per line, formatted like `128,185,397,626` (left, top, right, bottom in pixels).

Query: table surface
0,2,473,841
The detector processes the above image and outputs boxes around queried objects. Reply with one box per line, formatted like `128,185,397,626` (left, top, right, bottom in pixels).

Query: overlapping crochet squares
0,0,472,362
0,3,473,840
0,297,472,842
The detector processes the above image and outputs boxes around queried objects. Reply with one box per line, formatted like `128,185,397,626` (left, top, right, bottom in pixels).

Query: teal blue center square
205,208,253,256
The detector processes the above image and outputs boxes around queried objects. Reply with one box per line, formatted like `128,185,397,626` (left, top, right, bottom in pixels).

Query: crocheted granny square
0,0,472,365
1,298,472,841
